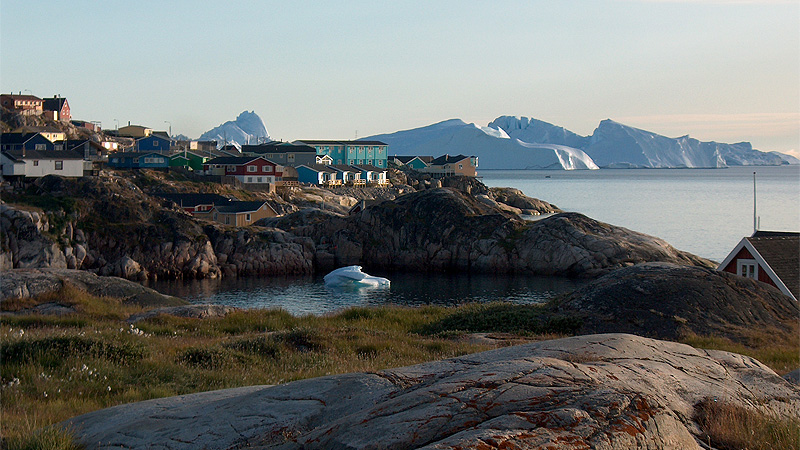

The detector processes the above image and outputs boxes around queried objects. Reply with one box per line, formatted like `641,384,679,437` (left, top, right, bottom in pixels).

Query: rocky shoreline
1,171,713,282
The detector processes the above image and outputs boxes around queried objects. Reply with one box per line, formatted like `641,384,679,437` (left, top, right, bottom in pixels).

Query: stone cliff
1,172,711,281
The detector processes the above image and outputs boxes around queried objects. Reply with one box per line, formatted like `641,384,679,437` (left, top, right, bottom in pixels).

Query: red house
203,156,283,186
42,96,71,121
718,231,799,301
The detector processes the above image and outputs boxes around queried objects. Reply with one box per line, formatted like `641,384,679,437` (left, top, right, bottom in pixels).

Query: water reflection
146,272,586,316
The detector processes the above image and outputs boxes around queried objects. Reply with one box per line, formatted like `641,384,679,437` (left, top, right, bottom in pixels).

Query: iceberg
323,266,390,288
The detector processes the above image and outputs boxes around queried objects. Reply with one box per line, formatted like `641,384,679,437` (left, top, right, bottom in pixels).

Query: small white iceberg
324,266,390,288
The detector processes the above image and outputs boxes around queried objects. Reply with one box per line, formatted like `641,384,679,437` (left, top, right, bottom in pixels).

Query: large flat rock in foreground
64,334,799,450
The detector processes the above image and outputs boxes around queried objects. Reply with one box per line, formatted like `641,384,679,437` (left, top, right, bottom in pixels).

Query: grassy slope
1,288,797,449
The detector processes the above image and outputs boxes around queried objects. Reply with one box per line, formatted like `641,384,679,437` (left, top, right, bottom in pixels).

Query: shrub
176,347,233,370
272,327,325,352
1,336,146,369
225,336,281,358
419,302,582,336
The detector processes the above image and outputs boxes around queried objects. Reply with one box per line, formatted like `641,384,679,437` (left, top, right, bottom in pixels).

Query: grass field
1,286,797,449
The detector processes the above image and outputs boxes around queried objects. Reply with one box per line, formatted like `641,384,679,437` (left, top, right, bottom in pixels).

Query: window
247,165,257,172
55,161,63,170
225,216,230,225
247,177,253,183
246,213,251,222
35,144,46,150
257,177,262,183
737,259,757,279
459,164,463,169
263,165,272,172
288,154,295,162
33,160,39,166
227,166,235,172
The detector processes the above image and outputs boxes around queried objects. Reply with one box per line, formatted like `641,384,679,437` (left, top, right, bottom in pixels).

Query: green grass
2,288,796,448
694,397,800,450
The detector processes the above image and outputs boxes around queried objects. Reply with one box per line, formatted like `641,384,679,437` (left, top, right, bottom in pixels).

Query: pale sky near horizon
2,1,798,156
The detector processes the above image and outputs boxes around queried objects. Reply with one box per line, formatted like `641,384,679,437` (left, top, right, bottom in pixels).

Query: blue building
296,164,339,185
135,135,173,152
107,152,170,169
0,133,55,152
294,140,388,168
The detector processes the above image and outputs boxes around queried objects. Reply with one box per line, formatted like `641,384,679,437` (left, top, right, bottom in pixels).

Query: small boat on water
324,266,390,288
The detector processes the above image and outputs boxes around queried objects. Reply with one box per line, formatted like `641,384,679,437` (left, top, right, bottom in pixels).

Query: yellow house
210,201,278,226
19,126,66,143
118,125,153,138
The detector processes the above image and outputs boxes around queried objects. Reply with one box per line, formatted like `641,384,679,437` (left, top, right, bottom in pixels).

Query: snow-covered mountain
198,111,270,147
365,119,598,170
375,115,793,169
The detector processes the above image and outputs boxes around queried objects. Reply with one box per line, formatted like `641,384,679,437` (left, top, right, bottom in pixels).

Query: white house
0,149,89,178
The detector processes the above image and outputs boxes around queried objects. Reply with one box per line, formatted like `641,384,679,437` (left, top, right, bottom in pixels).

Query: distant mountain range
366,116,798,170
198,111,270,147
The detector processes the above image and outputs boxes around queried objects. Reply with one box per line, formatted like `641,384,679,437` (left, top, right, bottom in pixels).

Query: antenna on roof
753,171,758,234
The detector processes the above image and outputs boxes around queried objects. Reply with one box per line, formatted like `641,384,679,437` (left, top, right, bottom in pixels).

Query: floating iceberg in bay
324,266,390,288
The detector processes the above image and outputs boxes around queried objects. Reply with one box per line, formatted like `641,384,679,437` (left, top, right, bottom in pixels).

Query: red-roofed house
718,231,799,301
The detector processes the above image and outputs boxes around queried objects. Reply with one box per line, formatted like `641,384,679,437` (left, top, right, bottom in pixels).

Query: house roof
205,156,272,165
150,131,171,139
393,155,433,164
66,140,104,152
2,94,42,102
351,164,386,172
155,193,232,208
242,142,316,154
111,151,169,158
42,97,68,111
169,151,206,160
746,232,799,300
330,165,357,172
297,164,338,173
2,148,84,161
214,201,271,214
1,132,44,145
296,140,387,146
430,154,471,165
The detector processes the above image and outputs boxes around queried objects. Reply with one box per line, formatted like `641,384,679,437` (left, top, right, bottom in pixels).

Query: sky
2,1,798,157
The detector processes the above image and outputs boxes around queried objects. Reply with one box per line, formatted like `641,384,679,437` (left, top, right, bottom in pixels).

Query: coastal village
0,92,479,227
1,93,799,450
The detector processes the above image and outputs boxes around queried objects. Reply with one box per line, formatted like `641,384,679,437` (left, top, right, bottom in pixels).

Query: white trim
718,237,796,301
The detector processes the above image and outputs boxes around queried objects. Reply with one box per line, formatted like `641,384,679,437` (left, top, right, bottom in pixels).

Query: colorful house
169,151,208,171
296,164,339,186
117,125,153,138
295,140,389,168
390,155,433,171
42,96,71,121
0,133,54,152
352,164,388,186
154,193,232,214
203,156,282,186
210,201,278,226
1,148,89,178
107,152,169,169
0,94,43,116
135,135,173,152
718,231,799,301
423,154,478,177
241,142,317,167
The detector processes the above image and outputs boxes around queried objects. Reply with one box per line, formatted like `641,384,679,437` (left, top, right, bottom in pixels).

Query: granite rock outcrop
64,333,800,450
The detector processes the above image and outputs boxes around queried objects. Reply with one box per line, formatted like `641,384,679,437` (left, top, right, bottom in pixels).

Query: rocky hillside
2,170,712,281
550,262,799,344
265,187,712,276
63,333,800,450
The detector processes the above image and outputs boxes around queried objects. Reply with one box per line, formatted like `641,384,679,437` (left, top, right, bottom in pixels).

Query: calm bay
150,165,799,313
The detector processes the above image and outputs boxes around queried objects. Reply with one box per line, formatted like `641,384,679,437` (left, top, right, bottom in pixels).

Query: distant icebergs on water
324,266,390,288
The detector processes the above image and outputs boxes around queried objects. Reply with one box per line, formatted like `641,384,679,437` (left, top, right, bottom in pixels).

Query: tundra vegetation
1,285,797,450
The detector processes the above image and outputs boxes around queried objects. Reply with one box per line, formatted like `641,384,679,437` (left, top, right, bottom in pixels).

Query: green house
169,151,208,171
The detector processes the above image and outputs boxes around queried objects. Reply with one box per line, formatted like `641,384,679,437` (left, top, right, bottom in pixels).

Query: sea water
150,165,798,313
482,165,799,262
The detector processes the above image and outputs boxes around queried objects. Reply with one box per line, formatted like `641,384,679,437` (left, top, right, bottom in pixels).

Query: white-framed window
35,144,46,150
288,154,295,162
247,177,253,183
55,161,63,170
737,259,758,279
257,177,262,183
225,216,230,225
245,213,251,222
459,164,463,169
33,160,39,166
247,165,257,172
263,165,272,172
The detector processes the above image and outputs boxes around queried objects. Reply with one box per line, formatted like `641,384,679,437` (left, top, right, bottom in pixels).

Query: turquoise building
294,140,388,168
